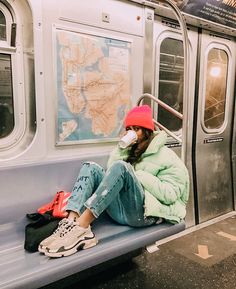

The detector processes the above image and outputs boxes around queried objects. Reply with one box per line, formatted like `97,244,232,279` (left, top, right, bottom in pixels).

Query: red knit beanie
124,105,154,131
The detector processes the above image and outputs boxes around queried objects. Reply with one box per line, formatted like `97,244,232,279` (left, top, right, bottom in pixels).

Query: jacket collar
143,130,167,156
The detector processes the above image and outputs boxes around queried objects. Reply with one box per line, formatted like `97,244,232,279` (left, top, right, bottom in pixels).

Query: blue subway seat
0,157,185,289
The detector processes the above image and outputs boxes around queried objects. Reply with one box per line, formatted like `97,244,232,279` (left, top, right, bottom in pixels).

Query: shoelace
59,221,78,238
52,218,70,235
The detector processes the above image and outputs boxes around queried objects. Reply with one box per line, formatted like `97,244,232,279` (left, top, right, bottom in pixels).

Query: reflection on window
204,48,228,129
158,38,183,132
0,10,6,41
0,54,14,138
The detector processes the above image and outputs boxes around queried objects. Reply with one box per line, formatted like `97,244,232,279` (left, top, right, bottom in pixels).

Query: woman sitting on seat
39,105,189,258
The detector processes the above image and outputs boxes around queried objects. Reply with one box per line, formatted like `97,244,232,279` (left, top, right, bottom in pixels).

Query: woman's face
126,126,144,143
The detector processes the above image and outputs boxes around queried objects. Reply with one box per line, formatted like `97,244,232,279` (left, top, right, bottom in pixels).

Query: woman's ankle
67,211,80,222
77,209,95,228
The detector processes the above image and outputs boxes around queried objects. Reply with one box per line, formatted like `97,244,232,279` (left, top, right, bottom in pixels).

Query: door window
203,48,228,130
158,37,184,132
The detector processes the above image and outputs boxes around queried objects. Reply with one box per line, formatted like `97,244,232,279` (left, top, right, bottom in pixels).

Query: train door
194,30,236,223
153,16,198,226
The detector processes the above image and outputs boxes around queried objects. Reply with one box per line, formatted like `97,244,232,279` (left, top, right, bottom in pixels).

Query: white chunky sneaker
38,218,70,253
44,221,97,258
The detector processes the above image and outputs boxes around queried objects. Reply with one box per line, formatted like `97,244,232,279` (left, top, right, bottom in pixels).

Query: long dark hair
126,128,154,166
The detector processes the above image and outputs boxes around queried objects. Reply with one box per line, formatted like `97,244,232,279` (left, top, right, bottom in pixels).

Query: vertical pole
143,7,154,106
152,0,190,164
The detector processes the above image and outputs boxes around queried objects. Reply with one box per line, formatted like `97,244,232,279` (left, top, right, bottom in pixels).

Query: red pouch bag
37,191,71,218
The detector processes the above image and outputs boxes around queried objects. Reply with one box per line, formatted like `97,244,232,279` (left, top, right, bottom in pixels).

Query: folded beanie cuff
124,105,154,131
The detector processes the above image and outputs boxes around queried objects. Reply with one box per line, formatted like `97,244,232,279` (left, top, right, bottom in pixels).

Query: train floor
43,214,236,289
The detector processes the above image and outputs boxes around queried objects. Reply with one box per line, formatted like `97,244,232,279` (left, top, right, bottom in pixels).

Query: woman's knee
81,161,105,172
106,161,134,181
109,160,132,172
77,162,105,183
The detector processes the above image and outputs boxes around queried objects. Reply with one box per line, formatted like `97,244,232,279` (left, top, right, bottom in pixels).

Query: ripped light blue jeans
66,161,157,227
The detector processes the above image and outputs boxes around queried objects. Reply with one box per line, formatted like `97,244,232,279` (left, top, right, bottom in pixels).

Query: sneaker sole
38,246,46,253
38,238,58,253
44,237,97,258
38,243,52,253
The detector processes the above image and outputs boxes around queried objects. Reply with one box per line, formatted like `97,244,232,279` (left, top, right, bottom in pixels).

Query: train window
157,37,183,132
0,53,14,138
0,1,35,156
0,10,6,41
0,5,15,140
203,48,228,130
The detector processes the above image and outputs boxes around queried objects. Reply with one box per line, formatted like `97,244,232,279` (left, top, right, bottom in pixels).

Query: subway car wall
0,0,235,229
0,1,236,288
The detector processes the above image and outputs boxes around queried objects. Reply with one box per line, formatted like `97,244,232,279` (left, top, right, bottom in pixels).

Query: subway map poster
55,29,131,145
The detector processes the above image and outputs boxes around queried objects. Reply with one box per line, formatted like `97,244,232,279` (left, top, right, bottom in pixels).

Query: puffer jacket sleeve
107,147,129,169
135,170,183,205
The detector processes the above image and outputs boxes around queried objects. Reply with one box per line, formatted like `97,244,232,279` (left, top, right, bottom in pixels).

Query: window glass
0,10,6,41
0,54,14,138
158,38,183,132
204,48,228,129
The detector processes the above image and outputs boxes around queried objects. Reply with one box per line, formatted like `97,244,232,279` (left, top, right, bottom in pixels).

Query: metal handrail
137,93,182,143
143,0,190,163
154,120,182,143
137,93,183,119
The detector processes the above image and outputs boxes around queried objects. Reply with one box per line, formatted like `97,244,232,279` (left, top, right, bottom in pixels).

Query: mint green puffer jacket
107,131,189,223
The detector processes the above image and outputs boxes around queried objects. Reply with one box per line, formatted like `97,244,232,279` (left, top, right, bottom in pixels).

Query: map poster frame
53,26,132,146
